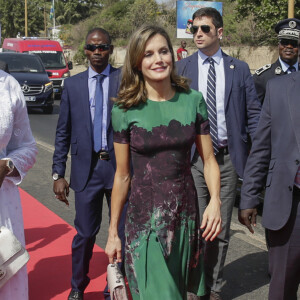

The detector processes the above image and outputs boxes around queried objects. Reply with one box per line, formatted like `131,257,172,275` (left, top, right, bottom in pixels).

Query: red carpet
20,188,108,300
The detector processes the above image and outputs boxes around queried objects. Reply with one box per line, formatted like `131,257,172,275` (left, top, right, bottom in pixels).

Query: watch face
6,159,14,171
8,160,14,169
53,173,59,180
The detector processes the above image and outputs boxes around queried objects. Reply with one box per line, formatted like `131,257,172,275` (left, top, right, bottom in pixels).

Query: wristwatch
52,173,64,181
2,158,14,175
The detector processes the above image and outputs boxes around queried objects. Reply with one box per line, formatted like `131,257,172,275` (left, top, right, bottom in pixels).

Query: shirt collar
198,48,222,65
279,57,298,72
88,64,111,79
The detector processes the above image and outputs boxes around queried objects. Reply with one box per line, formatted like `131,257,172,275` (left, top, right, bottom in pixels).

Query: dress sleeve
111,104,130,144
195,92,210,135
6,75,37,185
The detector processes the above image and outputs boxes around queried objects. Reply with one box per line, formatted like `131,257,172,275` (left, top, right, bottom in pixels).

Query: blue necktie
288,66,296,73
93,74,104,153
206,57,218,154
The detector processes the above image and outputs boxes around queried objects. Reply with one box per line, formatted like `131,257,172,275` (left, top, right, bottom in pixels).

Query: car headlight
44,82,53,93
62,71,70,78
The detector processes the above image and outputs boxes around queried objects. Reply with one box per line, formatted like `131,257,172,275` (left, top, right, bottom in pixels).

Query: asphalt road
20,98,299,299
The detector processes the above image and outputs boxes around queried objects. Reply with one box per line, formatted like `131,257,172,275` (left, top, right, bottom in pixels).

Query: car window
33,52,66,69
0,54,45,73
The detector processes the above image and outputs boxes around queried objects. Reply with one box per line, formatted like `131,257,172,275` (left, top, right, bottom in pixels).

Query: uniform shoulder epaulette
255,64,271,76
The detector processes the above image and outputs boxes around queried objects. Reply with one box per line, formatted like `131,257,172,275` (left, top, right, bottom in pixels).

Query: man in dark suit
253,18,300,104
52,28,126,300
176,7,261,300
239,70,300,300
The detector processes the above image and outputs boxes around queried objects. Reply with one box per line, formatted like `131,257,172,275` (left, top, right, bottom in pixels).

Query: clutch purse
107,263,128,300
0,226,30,289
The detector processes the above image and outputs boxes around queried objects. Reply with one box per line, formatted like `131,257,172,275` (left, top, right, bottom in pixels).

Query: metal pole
53,0,55,29
288,0,294,18
25,0,28,36
44,0,47,37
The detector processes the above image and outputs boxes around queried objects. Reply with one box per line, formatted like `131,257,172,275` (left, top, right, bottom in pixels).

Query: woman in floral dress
105,25,221,299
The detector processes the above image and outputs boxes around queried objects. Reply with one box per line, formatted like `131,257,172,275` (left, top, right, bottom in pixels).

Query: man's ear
110,45,114,55
217,27,223,40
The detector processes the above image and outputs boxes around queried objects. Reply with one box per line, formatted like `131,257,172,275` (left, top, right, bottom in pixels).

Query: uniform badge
289,20,296,28
275,66,282,75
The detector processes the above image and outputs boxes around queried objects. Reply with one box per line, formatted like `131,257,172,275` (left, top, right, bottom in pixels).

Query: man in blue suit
176,7,261,300
239,71,300,300
52,28,126,300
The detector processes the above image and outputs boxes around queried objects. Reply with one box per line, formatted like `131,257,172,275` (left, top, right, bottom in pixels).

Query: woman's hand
105,232,122,264
0,160,9,188
201,197,222,241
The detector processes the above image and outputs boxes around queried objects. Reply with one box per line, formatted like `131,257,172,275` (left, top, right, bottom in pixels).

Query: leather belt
94,150,110,161
217,146,229,155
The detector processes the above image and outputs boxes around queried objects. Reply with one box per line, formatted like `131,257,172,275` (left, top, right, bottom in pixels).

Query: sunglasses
279,39,298,48
191,25,211,34
84,44,111,52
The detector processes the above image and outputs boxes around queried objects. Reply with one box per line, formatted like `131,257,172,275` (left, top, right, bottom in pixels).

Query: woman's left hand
0,160,8,188
105,233,122,264
201,198,222,241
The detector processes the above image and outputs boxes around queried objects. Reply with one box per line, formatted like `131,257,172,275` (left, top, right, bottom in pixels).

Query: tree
55,0,102,25
0,0,44,39
233,0,300,45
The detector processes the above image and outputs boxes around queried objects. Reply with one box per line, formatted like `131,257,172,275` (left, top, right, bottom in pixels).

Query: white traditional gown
0,70,37,300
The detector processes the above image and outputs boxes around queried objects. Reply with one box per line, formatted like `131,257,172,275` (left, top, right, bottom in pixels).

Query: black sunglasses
279,39,298,48
84,44,111,52
191,25,211,34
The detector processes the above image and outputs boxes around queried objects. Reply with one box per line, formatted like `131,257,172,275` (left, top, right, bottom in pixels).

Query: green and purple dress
112,89,209,299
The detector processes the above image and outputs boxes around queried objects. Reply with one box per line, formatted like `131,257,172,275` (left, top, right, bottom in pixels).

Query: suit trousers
191,151,238,293
268,187,300,300
71,156,126,294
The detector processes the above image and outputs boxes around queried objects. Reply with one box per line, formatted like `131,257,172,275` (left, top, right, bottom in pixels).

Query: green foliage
63,0,166,55
73,40,86,64
0,0,44,39
233,0,300,45
127,0,159,28
55,0,102,25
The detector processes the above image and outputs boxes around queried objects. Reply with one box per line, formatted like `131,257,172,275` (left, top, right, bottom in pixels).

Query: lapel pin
275,67,282,75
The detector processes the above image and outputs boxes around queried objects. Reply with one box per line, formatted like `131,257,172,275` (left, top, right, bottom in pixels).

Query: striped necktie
206,57,218,154
93,74,105,153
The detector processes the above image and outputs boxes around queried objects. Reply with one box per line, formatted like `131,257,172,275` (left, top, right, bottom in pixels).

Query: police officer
253,18,300,103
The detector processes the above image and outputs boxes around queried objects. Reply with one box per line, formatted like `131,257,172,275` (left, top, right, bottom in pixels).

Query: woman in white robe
0,69,37,300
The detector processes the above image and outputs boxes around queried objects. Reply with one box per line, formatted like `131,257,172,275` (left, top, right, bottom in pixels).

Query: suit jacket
240,72,300,230
253,58,300,104
52,66,121,192
176,51,261,178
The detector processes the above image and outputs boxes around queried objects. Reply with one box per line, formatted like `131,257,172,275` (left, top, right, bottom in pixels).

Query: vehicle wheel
43,106,53,114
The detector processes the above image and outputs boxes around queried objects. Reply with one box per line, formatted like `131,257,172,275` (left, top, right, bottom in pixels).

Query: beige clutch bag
0,226,30,289
107,263,128,300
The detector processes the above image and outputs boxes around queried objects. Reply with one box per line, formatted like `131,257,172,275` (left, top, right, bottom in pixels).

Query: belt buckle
223,146,229,155
99,151,109,160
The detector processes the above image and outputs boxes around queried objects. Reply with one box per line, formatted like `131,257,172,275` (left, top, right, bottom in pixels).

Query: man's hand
238,208,257,234
53,178,70,206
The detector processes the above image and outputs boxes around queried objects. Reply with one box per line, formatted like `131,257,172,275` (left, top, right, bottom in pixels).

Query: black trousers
268,187,300,300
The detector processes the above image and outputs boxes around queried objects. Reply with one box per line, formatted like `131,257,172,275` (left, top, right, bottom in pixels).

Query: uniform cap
274,18,300,41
